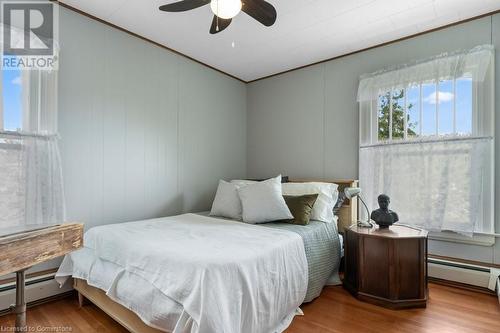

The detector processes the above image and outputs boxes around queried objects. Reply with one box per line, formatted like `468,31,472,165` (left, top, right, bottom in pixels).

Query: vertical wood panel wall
246,14,500,265
58,8,247,233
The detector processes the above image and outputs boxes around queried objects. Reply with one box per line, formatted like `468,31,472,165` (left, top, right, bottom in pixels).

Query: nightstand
343,224,428,309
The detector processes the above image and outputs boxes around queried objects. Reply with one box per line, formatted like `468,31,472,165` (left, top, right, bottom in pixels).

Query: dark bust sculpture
370,194,399,228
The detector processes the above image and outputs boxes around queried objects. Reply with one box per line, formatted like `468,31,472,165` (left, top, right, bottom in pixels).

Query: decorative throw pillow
282,182,339,223
210,180,242,220
237,175,293,224
282,194,319,225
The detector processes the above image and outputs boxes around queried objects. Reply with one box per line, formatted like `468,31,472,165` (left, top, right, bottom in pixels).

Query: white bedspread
56,213,308,333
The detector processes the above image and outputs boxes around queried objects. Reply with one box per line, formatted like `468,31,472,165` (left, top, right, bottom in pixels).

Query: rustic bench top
0,223,84,276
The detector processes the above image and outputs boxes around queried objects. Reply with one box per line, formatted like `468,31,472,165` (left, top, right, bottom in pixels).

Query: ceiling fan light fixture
210,0,242,19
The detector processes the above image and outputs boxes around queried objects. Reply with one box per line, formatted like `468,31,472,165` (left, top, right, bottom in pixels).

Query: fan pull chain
216,0,219,31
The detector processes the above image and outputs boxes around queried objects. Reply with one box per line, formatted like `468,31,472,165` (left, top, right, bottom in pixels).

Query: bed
55,179,357,333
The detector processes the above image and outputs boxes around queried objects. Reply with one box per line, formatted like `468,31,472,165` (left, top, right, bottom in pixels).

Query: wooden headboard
289,179,358,234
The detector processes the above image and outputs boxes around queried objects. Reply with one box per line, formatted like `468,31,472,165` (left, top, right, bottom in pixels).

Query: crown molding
54,1,500,84
248,9,500,83
54,1,246,83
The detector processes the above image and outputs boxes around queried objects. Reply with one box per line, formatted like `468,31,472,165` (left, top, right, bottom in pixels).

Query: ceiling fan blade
242,0,277,27
210,15,232,34
159,0,210,12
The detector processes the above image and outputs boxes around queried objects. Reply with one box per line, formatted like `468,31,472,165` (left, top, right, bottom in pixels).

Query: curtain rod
360,136,492,149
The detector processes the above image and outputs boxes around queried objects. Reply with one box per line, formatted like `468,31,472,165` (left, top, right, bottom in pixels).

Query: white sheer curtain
0,26,63,227
357,45,494,236
359,138,493,235
21,69,65,225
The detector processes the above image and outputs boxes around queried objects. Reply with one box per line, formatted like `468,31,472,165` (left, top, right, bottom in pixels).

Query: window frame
374,76,477,143
364,77,494,243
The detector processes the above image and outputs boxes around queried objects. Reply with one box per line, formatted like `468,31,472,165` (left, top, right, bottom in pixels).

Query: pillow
231,176,289,186
210,180,242,220
230,179,257,187
281,182,339,223
282,194,319,225
237,175,293,224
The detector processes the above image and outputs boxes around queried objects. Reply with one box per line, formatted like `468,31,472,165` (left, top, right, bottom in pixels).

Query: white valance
357,45,494,102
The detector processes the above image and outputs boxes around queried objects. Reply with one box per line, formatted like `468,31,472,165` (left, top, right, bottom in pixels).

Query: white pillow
210,180,242,220
237,175,293,224
230,179,257,187
282,182,339,223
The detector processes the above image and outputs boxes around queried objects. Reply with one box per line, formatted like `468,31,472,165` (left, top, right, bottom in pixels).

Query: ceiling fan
159,0,277,34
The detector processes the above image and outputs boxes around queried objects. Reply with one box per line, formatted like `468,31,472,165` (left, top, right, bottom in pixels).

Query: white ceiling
60,0,500,82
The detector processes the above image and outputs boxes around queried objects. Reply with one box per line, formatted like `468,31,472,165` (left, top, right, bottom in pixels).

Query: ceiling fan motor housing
210,0,242,19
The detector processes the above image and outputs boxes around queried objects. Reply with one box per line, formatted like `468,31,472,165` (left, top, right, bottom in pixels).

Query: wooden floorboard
0,283,499,332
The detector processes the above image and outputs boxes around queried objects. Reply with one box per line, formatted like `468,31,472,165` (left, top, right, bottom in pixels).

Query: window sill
428,231,495,247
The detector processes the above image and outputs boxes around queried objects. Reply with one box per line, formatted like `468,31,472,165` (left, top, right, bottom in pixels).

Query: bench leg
12,270,27,329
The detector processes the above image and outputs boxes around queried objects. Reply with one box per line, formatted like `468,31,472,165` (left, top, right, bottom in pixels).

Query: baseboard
429,277,495,295
428,262,492,290
0,278,73,314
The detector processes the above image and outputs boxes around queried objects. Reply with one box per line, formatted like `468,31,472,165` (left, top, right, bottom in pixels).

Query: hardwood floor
1,283,499,332
287,284,500,333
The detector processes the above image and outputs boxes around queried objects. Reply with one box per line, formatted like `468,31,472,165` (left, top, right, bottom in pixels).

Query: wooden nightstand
343,224,428,309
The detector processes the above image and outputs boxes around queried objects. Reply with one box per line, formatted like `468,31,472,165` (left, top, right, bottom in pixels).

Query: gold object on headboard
289,179,358,234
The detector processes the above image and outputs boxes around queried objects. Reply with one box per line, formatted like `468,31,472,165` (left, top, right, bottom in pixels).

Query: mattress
56,213,342,332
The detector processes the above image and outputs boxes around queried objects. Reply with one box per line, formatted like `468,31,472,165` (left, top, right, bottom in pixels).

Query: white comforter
56,213,308,333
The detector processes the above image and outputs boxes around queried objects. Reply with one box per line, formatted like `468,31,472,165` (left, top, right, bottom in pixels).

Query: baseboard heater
428,257,500,300
0,272,73,315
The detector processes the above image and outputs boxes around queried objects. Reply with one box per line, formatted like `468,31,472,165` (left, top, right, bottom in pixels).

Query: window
376,77,473,142
0,22,63,229
2,66,22,131
0,65,64,227
0,64,24,228
358,45,494,237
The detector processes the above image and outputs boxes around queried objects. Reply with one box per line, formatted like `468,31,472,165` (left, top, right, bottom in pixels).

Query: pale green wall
58,7,247,231
247,14,500,264
2,5,247,281
22,8,500,272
